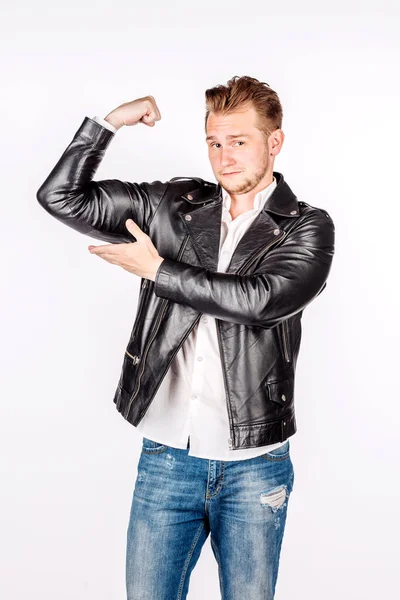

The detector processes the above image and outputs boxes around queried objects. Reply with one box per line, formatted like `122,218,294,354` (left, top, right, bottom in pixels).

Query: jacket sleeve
153,210,335,328
36,116,168,244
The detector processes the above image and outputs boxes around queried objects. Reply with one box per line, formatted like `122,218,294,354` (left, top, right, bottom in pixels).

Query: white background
1,1,399,598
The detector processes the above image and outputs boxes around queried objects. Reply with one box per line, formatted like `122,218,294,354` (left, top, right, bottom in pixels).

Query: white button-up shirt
93,115,287,460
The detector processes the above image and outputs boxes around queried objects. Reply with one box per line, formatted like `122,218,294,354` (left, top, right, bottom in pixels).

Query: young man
37,75,335,599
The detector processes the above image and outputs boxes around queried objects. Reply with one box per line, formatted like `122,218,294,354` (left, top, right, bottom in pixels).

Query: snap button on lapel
187,194,193,200
273,228,280,235
290,210,297,214
281,394,286,401
185,215,192,221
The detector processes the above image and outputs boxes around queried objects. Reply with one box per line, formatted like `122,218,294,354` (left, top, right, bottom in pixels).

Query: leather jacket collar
179,171,300,218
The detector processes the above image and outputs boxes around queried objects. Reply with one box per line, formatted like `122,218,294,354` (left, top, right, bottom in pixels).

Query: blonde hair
204,75,283,141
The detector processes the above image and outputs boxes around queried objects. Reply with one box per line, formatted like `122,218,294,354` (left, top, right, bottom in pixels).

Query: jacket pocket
118,349,141,395
264,378,294,408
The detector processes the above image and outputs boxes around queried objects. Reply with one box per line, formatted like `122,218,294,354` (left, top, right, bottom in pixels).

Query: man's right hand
103,96,162,131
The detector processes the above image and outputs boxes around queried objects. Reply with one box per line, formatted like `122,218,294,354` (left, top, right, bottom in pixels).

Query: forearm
154,259,310,327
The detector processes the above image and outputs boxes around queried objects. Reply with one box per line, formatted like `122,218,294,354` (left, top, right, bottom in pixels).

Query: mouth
222,171,242,176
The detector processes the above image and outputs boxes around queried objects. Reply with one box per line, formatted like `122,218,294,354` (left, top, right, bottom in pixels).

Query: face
206,104,283,196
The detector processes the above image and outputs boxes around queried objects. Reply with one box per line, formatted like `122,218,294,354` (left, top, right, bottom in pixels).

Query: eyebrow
206,133,251,141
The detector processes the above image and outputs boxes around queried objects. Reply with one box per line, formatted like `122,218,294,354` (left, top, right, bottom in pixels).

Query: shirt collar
221,176,277,213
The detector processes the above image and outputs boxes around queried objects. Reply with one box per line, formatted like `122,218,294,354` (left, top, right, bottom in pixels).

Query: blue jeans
126,437,295,600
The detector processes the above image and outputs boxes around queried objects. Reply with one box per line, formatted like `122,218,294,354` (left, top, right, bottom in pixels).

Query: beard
218,147,270,195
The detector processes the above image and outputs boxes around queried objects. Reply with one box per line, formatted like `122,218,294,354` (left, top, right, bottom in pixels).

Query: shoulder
297,200,335,230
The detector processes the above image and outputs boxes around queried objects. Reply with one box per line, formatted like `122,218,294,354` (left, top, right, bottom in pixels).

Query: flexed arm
36,96,168,244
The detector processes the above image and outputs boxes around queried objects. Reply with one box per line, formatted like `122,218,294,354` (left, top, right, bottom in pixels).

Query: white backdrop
2,1,399,598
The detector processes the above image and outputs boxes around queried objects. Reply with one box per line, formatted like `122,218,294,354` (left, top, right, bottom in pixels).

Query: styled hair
204,75,283,141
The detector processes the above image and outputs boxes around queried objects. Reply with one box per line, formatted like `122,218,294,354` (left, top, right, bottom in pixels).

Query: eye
210,141,245,148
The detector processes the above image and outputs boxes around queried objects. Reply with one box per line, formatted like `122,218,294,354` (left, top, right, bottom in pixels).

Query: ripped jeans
126,437,294,600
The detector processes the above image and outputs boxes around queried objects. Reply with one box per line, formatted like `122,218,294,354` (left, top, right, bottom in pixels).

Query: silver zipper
123,235,190,419
218,228,287,448
125,350,140,364
130,279,149,343
137,278,148,310
281,319,291,362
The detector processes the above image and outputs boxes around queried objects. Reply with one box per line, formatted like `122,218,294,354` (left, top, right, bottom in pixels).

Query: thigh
126,438,210,600
209,440,295,600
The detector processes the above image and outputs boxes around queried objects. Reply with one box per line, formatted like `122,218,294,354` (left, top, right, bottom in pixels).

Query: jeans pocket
141,437,169,454
260,439,290,461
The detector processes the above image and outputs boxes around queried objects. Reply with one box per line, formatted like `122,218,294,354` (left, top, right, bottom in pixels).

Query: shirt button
197,357,203,361
202,318,208,323
191,394,197,399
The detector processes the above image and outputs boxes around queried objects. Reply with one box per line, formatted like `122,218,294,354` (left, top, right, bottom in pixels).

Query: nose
219,147,237,169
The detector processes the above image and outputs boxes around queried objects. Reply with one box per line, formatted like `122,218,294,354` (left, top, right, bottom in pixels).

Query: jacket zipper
216,319,234,450
218,228,287,449
281,319,291,363
126,279,149,353
123,235,190,419
125,349,140,363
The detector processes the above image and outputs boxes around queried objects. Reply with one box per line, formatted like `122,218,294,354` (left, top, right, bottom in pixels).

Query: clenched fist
103,96,162,131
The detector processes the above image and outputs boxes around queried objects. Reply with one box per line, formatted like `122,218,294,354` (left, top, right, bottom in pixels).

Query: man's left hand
88,219,164,281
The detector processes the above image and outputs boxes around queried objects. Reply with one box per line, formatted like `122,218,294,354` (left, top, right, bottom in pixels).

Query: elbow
253,280,331,329
36,184,48,209
36,189,58,220
36,184,73,221
36,182,55,213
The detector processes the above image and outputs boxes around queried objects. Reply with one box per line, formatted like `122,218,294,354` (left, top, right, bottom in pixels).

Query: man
37,75,335,599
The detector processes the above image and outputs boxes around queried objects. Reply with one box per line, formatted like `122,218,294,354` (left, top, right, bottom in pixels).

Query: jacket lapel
178,199,223,272
225,210,284,273
177,171,300,274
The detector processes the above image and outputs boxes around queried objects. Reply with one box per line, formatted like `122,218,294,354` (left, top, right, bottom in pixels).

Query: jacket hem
231,411,297,449
112,384,296,450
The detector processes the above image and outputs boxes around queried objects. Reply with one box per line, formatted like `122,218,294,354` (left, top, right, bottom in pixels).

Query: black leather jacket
37,116,335,450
